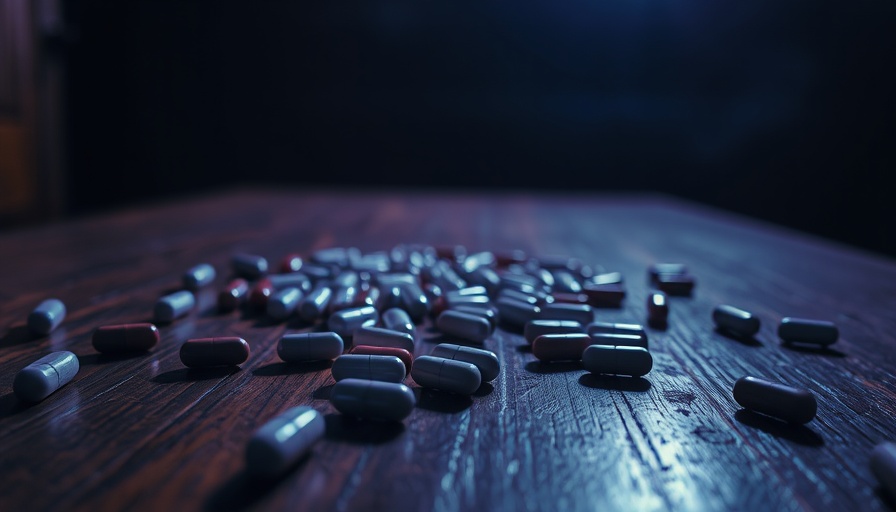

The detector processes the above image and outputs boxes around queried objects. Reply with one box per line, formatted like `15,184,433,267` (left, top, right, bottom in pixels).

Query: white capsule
268,287,303,320
27,298,66,336
245,406,324,478
154,290,195,323
278,332,344,362
13,351,79,402
411,356,481,395
331,354,406,383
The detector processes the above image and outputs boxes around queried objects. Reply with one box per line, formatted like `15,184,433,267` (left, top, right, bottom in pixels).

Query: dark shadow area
524,360,583,374
0,393,32,418
77,352,151,365
578,374,652,392
516,344,532,353
733,409,824,447
252,316,281,328
285,317,317,331
589,302,625,310
781,342,846,358
647,319,668,331
472,382,494,398
323,413,405,444
414,388,473,414
714,328,763,347
253,361,332,377
312,384,335,400
874,486,896,511
151,367,241,384
496,321,525,334
0,325,35,348
203,469,285,512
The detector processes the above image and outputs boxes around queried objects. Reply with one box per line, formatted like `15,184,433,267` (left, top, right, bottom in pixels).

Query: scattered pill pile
10,244,895,498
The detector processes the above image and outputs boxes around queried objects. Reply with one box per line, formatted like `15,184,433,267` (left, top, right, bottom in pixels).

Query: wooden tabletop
1,189,895,512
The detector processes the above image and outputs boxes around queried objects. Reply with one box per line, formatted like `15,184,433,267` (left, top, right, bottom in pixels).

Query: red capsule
218,278,250,313
350,345,414,375
248,278,274,312
93,323,160,353
279,253,304,273
180,337,250,367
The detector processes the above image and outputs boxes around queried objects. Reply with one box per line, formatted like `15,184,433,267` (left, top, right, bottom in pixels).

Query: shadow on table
0,325,34,348
734,409,824,447
714,328,763,347
875,486,896,510
578,374,652,392
151,367,240,384
77,352,150,365
204,469,287,512
524,361,583,374
324,413,405,444
0,393,32,418
253,361,332,377
415,388,473,414
781,342,846,358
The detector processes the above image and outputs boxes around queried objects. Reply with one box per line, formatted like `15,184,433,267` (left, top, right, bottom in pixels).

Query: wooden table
1,189,895,512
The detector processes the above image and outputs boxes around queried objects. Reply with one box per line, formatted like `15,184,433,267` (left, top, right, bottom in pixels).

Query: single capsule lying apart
13,351,79,402
732,376,817,424
430,343,500,381
777,317,839,346
180,337,250,367
92,323,160,353
871,442,896,500
183,263,216,290
277,332,344,362
245,406,325,479
713,305,761,337
647,292,668,327
330,378,416,421
582,345,652,377
28,298,66,336
435,310,491,343
154,290,195,323
331,354,406,383
411,356,482,395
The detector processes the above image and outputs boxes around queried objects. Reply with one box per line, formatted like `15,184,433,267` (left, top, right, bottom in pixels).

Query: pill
463,266,501,295
430,343,500,381
351,252,391,273
232,253,268,279
550,270,582,293
399,282,430,322
590,332,648,349
359,286,381,308
375,272,419,288
328,306,379,338
92,323,160,353
332,270,359,289
411,356,482,395
382,307,415,337
279,253,304,273
249,278,275,312
13,351,80,402
496,297,541,327
460,251,496,273
582,283,626,307
377,286,405,312
538,303,594,324
268,287,303,320
531,333,591,362
218,278,249,313
327,285,359,314
352,326,414,352
777,317,839,346
648,263,687,283
582,345,653,377
445,286,489,299
331,354,406,383
154,290,195,323
587,272,623,286
657,274,695,296
180,337,250,367
647,292,668,326
183,263,216,290
436,310,491,343
350,345,414,375
278,332,344,362
712,305,761,337
524,320,584,343
871,442,896,499
549,292,590,305
300,263,333,282
528,267,555,288
268,273,312,294
451,305,498,330
586,321,647,339
331,378,416,421
245,406,324,479
297,286,329,319
500,273,542,291
732,376,817,424
497,289,539,306
27,298,66,336
312,247,356,267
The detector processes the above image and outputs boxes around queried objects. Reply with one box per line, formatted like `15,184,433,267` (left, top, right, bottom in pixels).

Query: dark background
62,1,895,256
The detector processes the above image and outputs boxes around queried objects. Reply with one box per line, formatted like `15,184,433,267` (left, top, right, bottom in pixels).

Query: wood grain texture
1,188,895,512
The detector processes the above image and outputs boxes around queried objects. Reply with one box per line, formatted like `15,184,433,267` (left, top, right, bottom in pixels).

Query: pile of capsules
10,245,896,493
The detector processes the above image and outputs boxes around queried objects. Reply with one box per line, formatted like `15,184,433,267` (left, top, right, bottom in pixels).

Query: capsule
268,274,312,294
299,263,333,282
13,351,79,402
497,289,539,306
154,290,195,323
430,343,500,381
648,263,687,283
331,378,416,421
279,253,304,273
588,272,623,286
381,307,415,337
713,305,761,337
538,303,594,325
411,356,482,395
657,274,695,296
436,310,491,343
586,321,647,339
531,333,590,362
871,442,896,500
218,278,249,313
182,263,216,290
331,354,405,383
295,286,330,322
249,278,275,312
460,251,495,273
647,292,668,326
451,305,498,330
464,266,501,295
400,282,430,322
732,376,817,424
777,317,839,346
327,286,359,314
28,298,66,336
549,292,590,305
267,287,303,320
582,283,626,307
92,323,159,353
582,345,652,377
590,332,648,349
277,332,344,362
350,345,413,375
245,406,324,479
232,253,268,279
180,337,250,367
496,297,541,327
352,326,414,352
524,320,584,344
327,306,379,338
550,270,582,293
312,247,356,267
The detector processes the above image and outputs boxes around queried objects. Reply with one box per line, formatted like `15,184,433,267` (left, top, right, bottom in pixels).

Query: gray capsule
412,356,482,395
267,287,303,320
327,306,379,338
497,289,539,306
464,266,501,295
588,272,623,286
331,378,416,421
399,282,430,322
496,297,541,327
154,290,195,323
524,320,584,344
778,317,838,346
532,333,590,362
582,345,653,377
13,351,79,402
27,298,66,336
451,305,498,330
331,354,406,383
590,332,648,349
268,273,312,294
298,287,332,321
550,270,582,293
352,326,414,352
436,310,491,343
871,442,896,500
430,343,500,381
382,307,415,337
183,263,216,290
245,406,324,479
232,253,268,278
586,321,646,338
445,286,489,299
713,305,761,336
538,303,594,324
733,376,817,424
278,332,344,362
444,294,492,310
